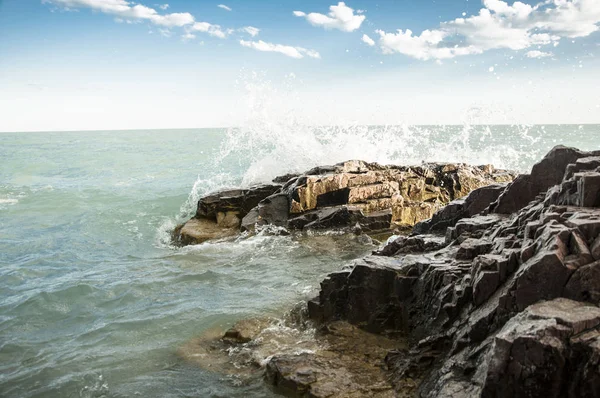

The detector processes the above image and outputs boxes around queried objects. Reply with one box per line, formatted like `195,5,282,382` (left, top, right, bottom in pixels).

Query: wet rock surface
179,315,405,398
175,160,514,245
303,146,600,397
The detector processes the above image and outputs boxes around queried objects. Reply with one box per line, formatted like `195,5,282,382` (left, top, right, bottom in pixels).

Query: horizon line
2,123,600,134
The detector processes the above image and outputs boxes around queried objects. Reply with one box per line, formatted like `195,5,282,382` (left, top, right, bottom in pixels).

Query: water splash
214,73,542,183
79,373,109,398
165,72,547,241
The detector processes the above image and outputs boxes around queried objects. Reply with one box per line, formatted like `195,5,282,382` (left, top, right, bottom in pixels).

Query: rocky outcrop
300,146,600,397
172,184,281,244
174,160,514,245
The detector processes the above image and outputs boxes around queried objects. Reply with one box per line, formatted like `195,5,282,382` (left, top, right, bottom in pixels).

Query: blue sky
0,0,599,131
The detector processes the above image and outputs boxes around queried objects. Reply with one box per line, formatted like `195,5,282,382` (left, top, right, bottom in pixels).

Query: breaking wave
171,73,551,227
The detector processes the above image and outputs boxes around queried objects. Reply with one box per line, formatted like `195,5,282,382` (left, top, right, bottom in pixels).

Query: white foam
0,198,18,205
162,74,542,243
212,76,538,187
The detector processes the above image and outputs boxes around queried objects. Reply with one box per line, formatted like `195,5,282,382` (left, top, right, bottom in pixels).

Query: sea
1,124,599,397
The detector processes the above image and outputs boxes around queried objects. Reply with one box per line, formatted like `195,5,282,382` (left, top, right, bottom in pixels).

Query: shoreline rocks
178,145,600,397
174,160,514,245
302,145,600,397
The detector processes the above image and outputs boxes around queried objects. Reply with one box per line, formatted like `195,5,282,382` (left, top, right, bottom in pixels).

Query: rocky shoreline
177,146,600,397
173,160,514,245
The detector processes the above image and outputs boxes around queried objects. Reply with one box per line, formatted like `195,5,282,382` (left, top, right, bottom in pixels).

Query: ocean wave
164,75,545,231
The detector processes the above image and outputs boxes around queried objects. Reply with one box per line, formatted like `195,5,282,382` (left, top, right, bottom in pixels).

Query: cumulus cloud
293,2,365,32
526,50,553,58
239,26,260,37
373,0,600,60
181,32,196,41
158,3,168,10
361,34,375,46
217,4,232,11
44,0,195,27
189,22,231,39
239,40,321,59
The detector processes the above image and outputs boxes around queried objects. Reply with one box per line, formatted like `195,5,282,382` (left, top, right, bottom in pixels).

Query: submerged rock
174,160,514,245
180,315,404,397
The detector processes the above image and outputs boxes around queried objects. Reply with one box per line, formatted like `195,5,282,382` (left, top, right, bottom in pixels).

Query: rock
176,159,514,245
174,218,238,245
446,214,505,243
491,146,600,214
196,184,282,222
564,260,600,304
222,317,272,344
303,207,362,231
301,146,600,398
287,161,512,225
240,207,260,232
479,299,600,398
413,184,507,235
374,234,446,257
356,209,393,233
456,238,492,260
577,171,600,207
564,156,600,180
592,235,600,260
272,173,301,184
264,321,399,398
258,193,289,227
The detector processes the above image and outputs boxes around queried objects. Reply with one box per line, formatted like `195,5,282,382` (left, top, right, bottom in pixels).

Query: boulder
196,184,281,221
479,299,600,398
173,218,238,245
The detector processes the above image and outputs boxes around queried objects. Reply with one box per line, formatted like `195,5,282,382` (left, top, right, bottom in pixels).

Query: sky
0,0,599,132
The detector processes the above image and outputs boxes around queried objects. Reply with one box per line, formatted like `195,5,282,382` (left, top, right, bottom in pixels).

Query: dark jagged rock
300,146,600,397
489,146,600,214
196,184,282,221
175,183,282,244
413,184,507,235
175,160,514,245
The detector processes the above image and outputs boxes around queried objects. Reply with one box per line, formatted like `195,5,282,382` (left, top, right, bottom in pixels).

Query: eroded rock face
175,160,514,245
303,146,600,397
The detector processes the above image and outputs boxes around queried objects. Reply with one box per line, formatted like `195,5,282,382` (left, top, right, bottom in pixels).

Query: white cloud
374,0,600,60
526,50,553,58
158,3,169,10
189,22,231,39
239,40,321,59
158,28,171,37
217,4,232,11
361,34,375,46
181,32,196,41
241,26,260,37
293,2,365,32
44,0,194,27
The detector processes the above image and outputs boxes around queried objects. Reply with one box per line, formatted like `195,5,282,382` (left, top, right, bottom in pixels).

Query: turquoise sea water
1,125,599,397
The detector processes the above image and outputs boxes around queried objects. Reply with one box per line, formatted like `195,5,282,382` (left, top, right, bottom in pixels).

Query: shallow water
1,125,599,397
